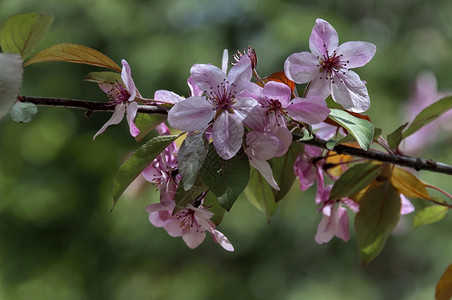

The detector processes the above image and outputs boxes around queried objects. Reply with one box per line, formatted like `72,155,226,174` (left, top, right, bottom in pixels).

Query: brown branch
20,95,452,175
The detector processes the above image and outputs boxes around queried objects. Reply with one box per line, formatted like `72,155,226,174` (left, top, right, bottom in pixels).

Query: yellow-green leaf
245,168,278,223
355,183,401,265
413,205,449,229
436,264,452,300
24,43,121,71
391,167,430,199
1,13,53,60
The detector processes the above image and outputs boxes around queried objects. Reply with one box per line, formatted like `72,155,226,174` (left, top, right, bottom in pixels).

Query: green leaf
24,43,121,71
413,205,449,229
355,183,401,265
387,123,408,149
328,109,374,150
245,168,278,222
84,71,121,84
372,128,382,142
178,132,209,191
402,96,452,139
200,144,250,211
134,114,167,142
112,135,178,209
270,143,303,202
0,53,23,120
1,13,53,60
203,192,227,226
10,101,37,123
330,163,383,200
173,176,207,214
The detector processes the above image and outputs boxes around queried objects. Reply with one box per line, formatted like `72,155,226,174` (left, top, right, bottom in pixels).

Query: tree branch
21,95,452,175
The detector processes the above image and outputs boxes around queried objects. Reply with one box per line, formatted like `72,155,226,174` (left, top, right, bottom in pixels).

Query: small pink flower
146,201,234,251
168,50,257,160
284,18,376,113
93,59,140,139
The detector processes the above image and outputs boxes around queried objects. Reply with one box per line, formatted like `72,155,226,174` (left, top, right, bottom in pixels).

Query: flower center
316,47,350,81
175,210,203,233
205,78,237,112
107,82,131,105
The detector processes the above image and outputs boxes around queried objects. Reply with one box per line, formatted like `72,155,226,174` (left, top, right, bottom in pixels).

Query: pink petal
187,76,203,97
93,103,126,140
335,206,351,242
263,81,292,107
246,131,281,161
269,116,292,157
227,55,252,93
190,63,226,92
314,205,338,244
284,52,319,84
164,220,184,237
154,90,184,104
182,230,206,249
305,75,332,100
126,101,140,137
294,155,316,192
221,49,228,74
232,97,258,122
249,157,280,190
336,41,376,69
242,105,269,131
212,113,244,160
121,59,137,100
167,96,215,131
287,96,330,124
240,82,266,105
331,71,370,113
400,194,415,215
211,229,234,252
309,18,339,58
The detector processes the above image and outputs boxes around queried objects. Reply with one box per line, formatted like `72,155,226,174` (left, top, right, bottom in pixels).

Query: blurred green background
1,0,452,299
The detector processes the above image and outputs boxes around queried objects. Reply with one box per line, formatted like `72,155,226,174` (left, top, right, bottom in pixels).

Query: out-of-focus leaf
328,109,374,150
413,205,449,229
0,13,53,60
24,43,121,71
0,53,23,120
10,101,37,123
84,71,121,84
402,96,452,139
204,192,227,226
245,168,278,222
270,143,302,202
330,163,383,200
387,123,408,149
173,176,207,214
355,183,401,265
391,167,430,199
436,264,452,300
134,114,167,142
112,135,178,209
200,144,250,211
373,128,382,142
324,151,354,177
257,71,295,92
178,132,209,191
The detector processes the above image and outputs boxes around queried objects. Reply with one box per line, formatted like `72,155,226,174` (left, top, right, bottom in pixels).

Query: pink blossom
168,50,257,160
284,18,376,113
94,59,141,139
293,145,323,192
243,81,330,156
146,200,234,251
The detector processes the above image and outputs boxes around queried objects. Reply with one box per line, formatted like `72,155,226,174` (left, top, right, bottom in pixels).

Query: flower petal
182,230,206,249
154,90,184,104
331,71,370,113
221,49,228,74
246,131,281,161
336,41,376,69
227,55,252,93
284,52,319,84
126,101,140,137
232,97,258,121
305,76,332,100
121,59,137,101
212,112,244,160
335,205,351,242
287,96,330,124
93,103,126,140
294,155,316,192
309,18,339,58
249,156,280,190
242,105,268,131
211,229,234,252
167,96,215,131
190,63,226,92
400,194,415,215
263,81,292,107
315,205,338,244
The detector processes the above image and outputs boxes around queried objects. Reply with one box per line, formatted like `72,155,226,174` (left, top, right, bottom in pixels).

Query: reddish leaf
257,71,295,92
436,264,452,300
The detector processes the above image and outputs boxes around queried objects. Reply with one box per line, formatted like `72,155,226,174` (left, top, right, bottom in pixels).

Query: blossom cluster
93,19,420,250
